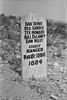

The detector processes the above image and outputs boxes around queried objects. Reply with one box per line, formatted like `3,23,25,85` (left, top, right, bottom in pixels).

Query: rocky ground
0,14,67,100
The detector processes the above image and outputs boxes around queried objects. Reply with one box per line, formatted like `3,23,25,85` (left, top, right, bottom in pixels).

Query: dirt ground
0,15,67,100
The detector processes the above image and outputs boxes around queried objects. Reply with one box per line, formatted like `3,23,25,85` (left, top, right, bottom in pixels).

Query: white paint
21,13,47,79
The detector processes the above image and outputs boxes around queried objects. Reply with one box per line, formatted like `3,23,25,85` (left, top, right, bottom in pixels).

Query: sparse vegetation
0,14,67,100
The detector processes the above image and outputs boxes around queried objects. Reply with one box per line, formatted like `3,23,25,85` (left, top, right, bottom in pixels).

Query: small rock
50,93,58,100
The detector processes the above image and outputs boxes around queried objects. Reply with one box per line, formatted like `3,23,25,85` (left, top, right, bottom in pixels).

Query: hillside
0,14,67,100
